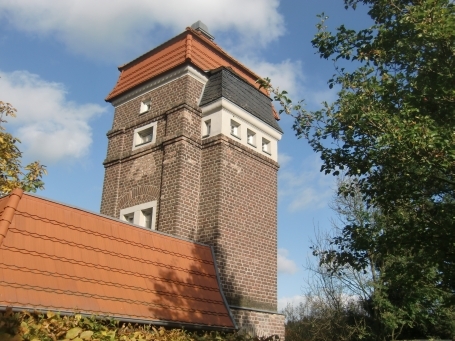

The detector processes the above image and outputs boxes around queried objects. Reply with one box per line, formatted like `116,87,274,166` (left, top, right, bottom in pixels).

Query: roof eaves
1,306,236,331
106,27,281,122
187,28,263,85
117,31,189,71
0,188,23,247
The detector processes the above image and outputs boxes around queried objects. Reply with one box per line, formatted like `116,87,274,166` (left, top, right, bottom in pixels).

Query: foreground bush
0,309,278,341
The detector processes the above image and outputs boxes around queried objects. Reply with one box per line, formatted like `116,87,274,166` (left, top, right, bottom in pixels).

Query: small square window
140,100,151,114
230,120,240,139
124,213,134,224
203,119,211,137
132,121,157,150
262,138,271,154
247,129,256,147
137,127,154,145
120,201,157,230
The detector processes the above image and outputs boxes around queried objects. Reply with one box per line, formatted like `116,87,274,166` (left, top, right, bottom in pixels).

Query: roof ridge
0,188,23,246
185,27,262,81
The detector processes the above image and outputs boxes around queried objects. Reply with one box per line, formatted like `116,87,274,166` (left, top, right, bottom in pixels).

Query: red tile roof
105,27,280,120
0,189,235,329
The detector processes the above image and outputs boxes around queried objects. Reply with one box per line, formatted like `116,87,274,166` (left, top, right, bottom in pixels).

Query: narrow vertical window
142,208,153,230
230,120,240,138
247,129,256,146
203,119,211,137
262,138,271,154
140,100,151,114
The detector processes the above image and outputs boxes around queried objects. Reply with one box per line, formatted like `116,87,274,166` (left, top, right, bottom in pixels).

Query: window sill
230,133,241,140
202,134,210,138
134,141,153,148
247,142,257,148
262,150,271,155
139,109,151,116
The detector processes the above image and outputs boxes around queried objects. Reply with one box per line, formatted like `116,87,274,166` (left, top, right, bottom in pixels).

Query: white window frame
262,137,271,155
247,129,256,147
230,120,240,139
120,201,157,230
203,119,211,137
140,100,151,114
132,121,157,150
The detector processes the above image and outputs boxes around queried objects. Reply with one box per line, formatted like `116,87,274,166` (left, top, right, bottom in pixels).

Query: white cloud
279,155,335,212
278,295,306,312
242,58,304,97
278,153,292,168
241,58,339,115
0,0,285,61
0,70,106,163
278,248,298,274
307,87,339,109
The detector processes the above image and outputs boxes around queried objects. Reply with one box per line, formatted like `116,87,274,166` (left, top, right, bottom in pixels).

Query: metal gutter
229,305,285,316
0,306,236,332
210,246,238,330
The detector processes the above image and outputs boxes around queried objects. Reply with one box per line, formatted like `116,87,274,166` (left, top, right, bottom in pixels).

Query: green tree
322,178,455,339
259,0,455,338
282,178,454,341
0,101,46,194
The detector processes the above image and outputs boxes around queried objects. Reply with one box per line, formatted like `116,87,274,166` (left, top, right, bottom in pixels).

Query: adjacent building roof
200,67,283,133
0,189,235,330
105,27,280,121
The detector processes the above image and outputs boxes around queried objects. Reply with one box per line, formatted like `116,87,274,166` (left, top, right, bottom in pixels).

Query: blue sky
0,0,372,310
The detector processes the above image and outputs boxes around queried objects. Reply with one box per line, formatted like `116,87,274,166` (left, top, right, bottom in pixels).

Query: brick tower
101,22,284,337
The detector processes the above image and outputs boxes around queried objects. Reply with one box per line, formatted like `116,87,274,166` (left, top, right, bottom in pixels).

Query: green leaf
80,331,94,340
66,327,82,340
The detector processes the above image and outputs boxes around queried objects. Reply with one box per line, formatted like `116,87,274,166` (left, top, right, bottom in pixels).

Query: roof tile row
0,190,235,329
105,27,280,120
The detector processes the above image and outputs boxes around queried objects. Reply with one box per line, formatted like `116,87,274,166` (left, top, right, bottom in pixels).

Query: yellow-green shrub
0,309,278,341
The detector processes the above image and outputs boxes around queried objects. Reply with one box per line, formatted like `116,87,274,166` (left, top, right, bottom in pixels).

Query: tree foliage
325,178,454,339
0,101,46,194
258,0,455,338
283,178,455,340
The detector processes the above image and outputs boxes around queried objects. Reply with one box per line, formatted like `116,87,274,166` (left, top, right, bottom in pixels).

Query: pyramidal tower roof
105,22,279,120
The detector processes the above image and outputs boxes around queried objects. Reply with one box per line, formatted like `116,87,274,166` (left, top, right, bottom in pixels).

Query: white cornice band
201,98,282,140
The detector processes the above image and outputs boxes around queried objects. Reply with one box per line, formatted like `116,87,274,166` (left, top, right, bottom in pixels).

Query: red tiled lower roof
0,189,235,329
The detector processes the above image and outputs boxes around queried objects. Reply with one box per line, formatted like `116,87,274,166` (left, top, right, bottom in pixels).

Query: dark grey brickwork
200,67,282,133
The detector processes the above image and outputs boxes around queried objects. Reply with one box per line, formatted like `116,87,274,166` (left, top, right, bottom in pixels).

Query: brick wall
101,71,283,334
158,108,202,239
231,308,285,340
100,75,203,220
199,135,279,311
